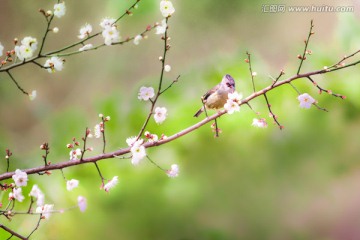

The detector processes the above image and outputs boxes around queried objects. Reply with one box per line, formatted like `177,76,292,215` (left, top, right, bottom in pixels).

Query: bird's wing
201,84,219,103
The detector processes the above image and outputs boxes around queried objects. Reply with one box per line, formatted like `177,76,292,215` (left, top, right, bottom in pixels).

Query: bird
194,74,236,117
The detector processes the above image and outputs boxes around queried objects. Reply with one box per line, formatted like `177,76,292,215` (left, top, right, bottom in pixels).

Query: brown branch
297,20,314,75
27,215,42,239
263,93,283,129
0,224,27,240
307,76,345,99
6,70,28,95
136,18,170,139
1,58,359,181
245,52,256,92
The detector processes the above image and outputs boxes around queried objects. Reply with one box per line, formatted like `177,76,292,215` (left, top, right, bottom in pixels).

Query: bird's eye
226,83,231,87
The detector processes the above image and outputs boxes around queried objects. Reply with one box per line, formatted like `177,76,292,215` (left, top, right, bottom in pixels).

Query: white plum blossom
155,19,167,35
15,45,33,61
52,27,59,33
102,26,120,46
14,37,38,61
164,65,171,72
0,42,3,57
100,18,116,29
54,2,66,18
29,90,37,101
252,118,268,128
166,164,179,178
9,187,25,202
144,131,158,142
29,185,45,206
154,107,167,124
130,140,146,165
36,204,54,219
224,99,240,114
133,35,143,45
104,176,118,192
298,93,316,109
160,0,175,17
100,18,120,46
69,148,82,161
21,37,38,52
94,124,101,138
78,24,92,39
78,196,87,212
44,56,64,73
12,169,28,187
79,44,93,51
66,179,79,191
126,137,142,147
138,86,155,101
228,91,242,103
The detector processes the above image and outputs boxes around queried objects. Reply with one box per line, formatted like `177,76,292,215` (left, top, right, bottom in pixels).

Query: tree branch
1,54,359,181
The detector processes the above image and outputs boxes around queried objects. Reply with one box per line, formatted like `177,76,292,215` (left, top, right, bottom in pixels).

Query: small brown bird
194,74,236,117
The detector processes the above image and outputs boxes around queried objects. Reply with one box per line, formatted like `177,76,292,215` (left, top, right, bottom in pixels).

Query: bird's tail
194,107,204,117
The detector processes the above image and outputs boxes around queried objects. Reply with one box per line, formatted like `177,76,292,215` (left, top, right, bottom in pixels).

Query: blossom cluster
9,169,86,219
14,37,38,61
224,91,242,114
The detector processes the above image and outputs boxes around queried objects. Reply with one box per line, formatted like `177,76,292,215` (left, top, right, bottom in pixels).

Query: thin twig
271,70,285,87
146,156,165,171
297,20,314,75
0,224,27,240
136,18,170,139
246,51,256,92
307,76,345,99
263,93,283,129
6,71,28,95
27,215,42,239
94,162,105,187
80,127,89,160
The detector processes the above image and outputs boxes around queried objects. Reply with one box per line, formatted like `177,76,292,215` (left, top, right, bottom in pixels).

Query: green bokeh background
1,0,360,239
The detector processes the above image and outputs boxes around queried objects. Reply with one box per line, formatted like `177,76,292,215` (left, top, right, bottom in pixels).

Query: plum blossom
160,0,175,17
144,131,158,142
155,19,167,35
78,24,92,39
78,196,87,212
44,56,64,73
224,99,240,114
12,169,28,187
104,176,118,192
228,91,242,103
9,188,25,202
164,65,171,72
252,118,268,128
126,136,139,147
166,164,179,178
36,204,54,219
133,35,143,45
298,93,316,109
66,179,79,191
130,140,146,165
69,148,82,161
14,36,38,60
138,86,155,101
154,107,167,124
79,44,93,51
29,90,37,101
29,185,45,206
54,2,66,18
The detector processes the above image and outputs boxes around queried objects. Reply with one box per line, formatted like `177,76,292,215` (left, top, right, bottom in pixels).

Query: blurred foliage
1,0,360,240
